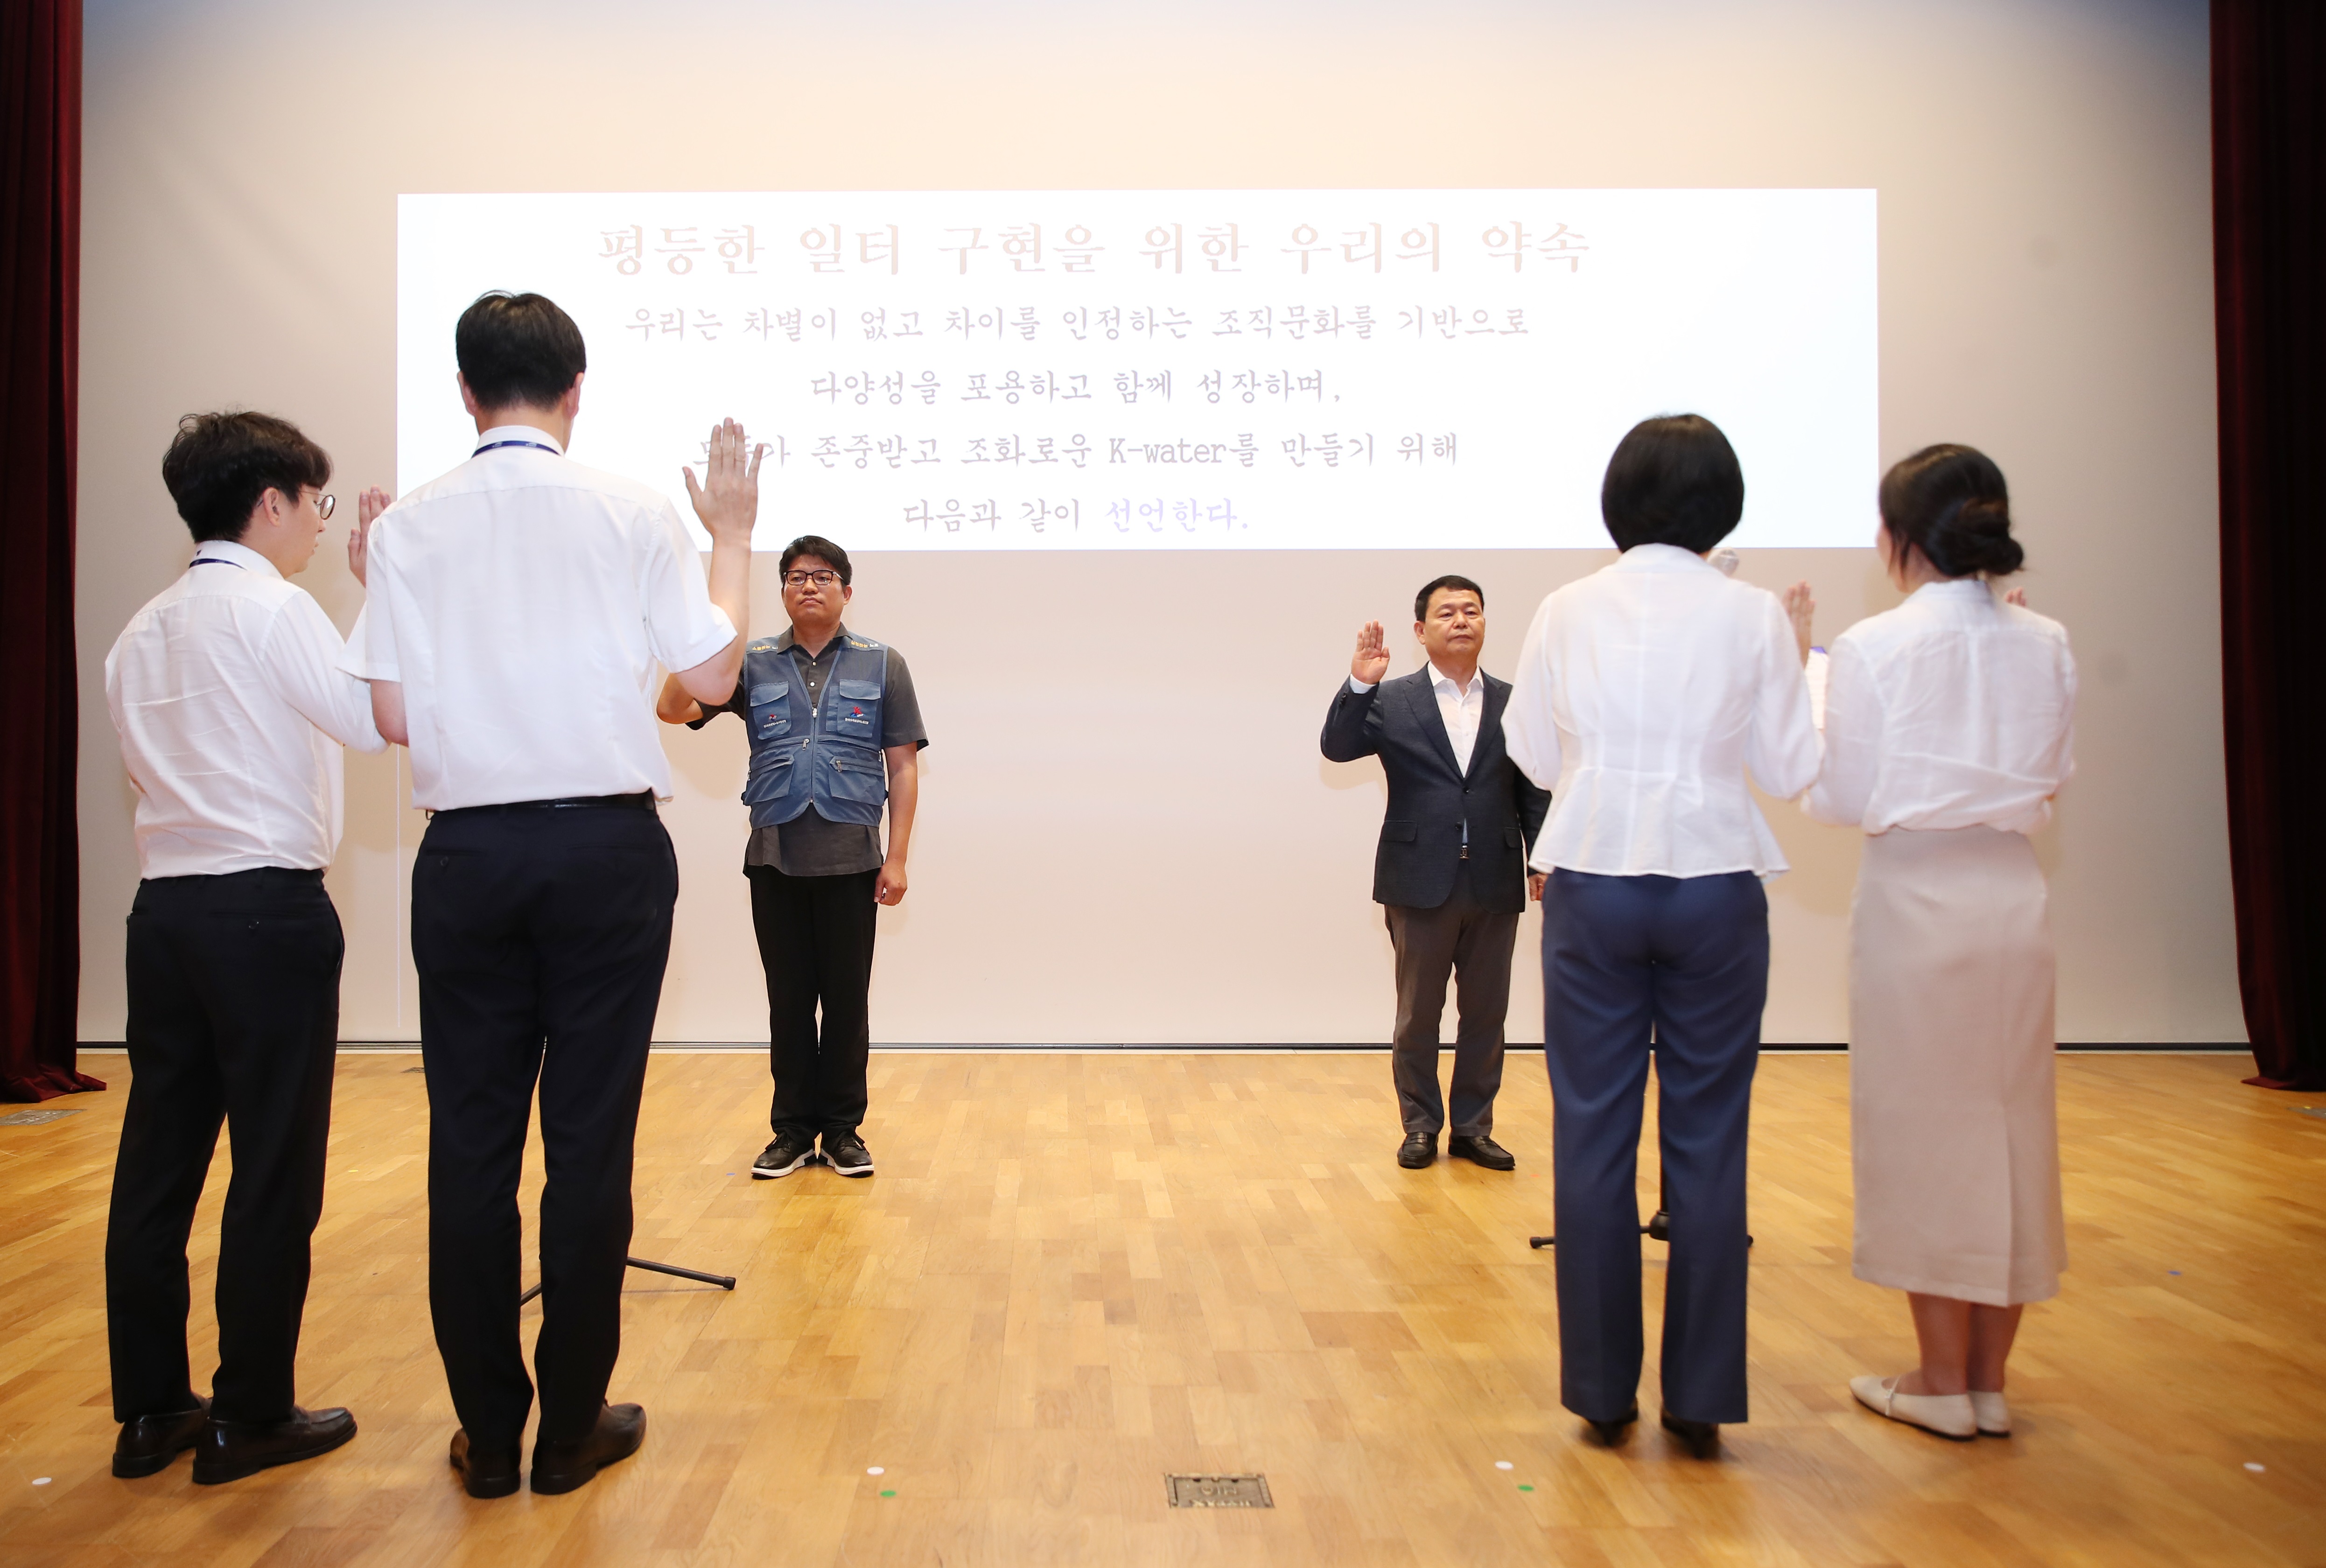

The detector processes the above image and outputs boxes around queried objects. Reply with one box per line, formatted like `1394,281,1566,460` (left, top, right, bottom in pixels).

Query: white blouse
1803,579,2076,835
1502,544,1821,878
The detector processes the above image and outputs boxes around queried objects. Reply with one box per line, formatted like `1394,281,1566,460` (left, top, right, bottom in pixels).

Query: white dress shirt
1345,660,1487,772
1502,543,1819,877
341,426,736,811
105,539,385,879
1803,579,2077,835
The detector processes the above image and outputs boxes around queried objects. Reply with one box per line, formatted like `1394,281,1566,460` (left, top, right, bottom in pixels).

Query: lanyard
473,439,561,457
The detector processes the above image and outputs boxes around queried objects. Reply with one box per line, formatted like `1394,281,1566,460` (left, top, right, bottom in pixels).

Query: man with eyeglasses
101,411,386,1484
658,534,926,1181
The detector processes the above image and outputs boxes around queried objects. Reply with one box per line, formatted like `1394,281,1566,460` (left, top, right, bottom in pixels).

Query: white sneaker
1969,1390,2010,1436
1849,1374,1977,1441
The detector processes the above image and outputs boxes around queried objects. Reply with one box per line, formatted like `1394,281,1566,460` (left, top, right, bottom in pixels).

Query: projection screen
397,189,1878,552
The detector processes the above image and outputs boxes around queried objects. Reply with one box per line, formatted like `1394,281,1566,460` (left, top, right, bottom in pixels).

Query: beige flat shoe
1969,1390,2010,1436
1849,1374,1976,1441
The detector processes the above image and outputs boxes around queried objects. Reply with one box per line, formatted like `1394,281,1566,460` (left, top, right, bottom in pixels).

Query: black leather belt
429,791,656,819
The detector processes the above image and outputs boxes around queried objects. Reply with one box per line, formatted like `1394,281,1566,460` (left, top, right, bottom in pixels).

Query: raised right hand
1781,581,1816,665
684,419,766,546
1351,620,1391,685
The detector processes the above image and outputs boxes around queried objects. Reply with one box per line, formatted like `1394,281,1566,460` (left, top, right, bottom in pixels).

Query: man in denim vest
659,535,926,1179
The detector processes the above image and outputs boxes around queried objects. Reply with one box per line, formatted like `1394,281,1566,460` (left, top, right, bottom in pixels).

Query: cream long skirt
1850,825,2065,1307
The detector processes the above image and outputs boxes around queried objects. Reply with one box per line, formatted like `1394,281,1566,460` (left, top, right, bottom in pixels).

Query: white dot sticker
33,1477,52,1485
867,1466,884,1476
1494,1461,1513,1470
2245,1462,2266,1473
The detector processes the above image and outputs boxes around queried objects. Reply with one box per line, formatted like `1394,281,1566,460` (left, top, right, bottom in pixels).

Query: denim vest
740,634,890,828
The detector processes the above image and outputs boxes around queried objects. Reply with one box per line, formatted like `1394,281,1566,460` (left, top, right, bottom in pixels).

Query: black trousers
412,804,677,1449
747,864,878,1137
106,868,342,1424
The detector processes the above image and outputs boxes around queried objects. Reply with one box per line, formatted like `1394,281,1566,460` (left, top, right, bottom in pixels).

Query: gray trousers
1384,861,1519,1137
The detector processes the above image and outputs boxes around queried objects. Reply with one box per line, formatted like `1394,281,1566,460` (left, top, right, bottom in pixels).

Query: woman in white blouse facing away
1503,415,1820,1457
1802,443,2076,1443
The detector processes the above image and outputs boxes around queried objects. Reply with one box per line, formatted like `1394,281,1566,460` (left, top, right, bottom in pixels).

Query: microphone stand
1527,1161,1753,1251
520,1257,736,1306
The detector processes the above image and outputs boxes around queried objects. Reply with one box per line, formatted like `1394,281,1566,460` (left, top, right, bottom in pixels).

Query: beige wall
75,0,2238,1044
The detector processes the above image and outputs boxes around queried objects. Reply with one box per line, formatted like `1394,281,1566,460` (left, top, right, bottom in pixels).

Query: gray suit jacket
1320,670,1551,912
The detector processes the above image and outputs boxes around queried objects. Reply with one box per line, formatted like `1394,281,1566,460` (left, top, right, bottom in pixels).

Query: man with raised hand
343,290,760,1498
1322,575,1550,1171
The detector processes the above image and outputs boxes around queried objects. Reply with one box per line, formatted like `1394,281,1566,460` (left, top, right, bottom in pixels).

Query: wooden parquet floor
0,1050,2320,1567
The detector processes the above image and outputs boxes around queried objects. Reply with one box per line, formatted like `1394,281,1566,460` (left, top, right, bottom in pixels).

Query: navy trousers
1541,868,1766,1425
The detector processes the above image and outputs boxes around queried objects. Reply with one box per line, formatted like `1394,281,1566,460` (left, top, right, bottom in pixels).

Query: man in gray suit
1322,576,1551,1170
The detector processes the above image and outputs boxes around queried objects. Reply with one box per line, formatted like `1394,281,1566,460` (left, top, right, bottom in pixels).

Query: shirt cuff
1346,676,1376,694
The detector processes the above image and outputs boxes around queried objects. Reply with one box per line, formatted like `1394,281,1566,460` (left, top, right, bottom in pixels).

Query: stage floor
1,1050,2318,1566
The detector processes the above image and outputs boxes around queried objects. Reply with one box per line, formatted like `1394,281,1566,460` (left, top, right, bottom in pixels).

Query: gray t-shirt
688,624,929,876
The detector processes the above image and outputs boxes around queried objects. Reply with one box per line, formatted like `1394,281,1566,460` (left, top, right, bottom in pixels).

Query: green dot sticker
1517,1484,1534,1491
881,1489,896,1497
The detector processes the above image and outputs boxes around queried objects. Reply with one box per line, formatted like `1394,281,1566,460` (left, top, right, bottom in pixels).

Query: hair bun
1925,495,2025,578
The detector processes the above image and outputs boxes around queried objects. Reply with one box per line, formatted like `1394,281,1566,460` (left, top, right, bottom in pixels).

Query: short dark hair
779,535,853,586
160,411,331,543
1415,574,1485,622
455,291,587,410
1878,443,2025,578
1600,414,1745,553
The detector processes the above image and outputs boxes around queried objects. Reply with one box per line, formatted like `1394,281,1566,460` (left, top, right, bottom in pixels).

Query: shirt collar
1910,578,1995,603
773,623,849,657
1426,661,1484,696
474,423,565,456
189,538,282,580
1612,542,1721,574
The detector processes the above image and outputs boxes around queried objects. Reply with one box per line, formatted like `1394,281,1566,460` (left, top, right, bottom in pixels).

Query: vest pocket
824,749,886,810
742,748,797,806
748,683,791,739
823,678,882,738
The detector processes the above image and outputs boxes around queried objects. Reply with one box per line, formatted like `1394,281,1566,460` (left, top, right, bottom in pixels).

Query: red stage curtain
0,0,99,1101
2216,0,2326,1091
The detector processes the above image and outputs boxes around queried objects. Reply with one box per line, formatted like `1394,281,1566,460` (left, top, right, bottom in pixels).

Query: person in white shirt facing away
1501,414,1820,1458
1319,576,1551,1172
341,291,760,1499
1800,445,2075,1445
102,412,386,1485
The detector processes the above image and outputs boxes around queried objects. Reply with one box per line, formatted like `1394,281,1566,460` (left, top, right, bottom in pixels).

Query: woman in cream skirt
1801,443,2077,1441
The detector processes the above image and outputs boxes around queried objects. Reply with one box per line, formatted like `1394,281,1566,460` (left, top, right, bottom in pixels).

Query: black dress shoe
450,1427,522,1498
1398,1132,1436,1169
113,1396,210,1478
1660,1410,1720,1459
1586,1402,1640,1446
190,1406,357,1484
1448,1133,1517,1171
531,1402,645,1495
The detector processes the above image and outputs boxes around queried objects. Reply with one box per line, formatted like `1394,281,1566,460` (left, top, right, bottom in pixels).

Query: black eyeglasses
783,569,841,588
